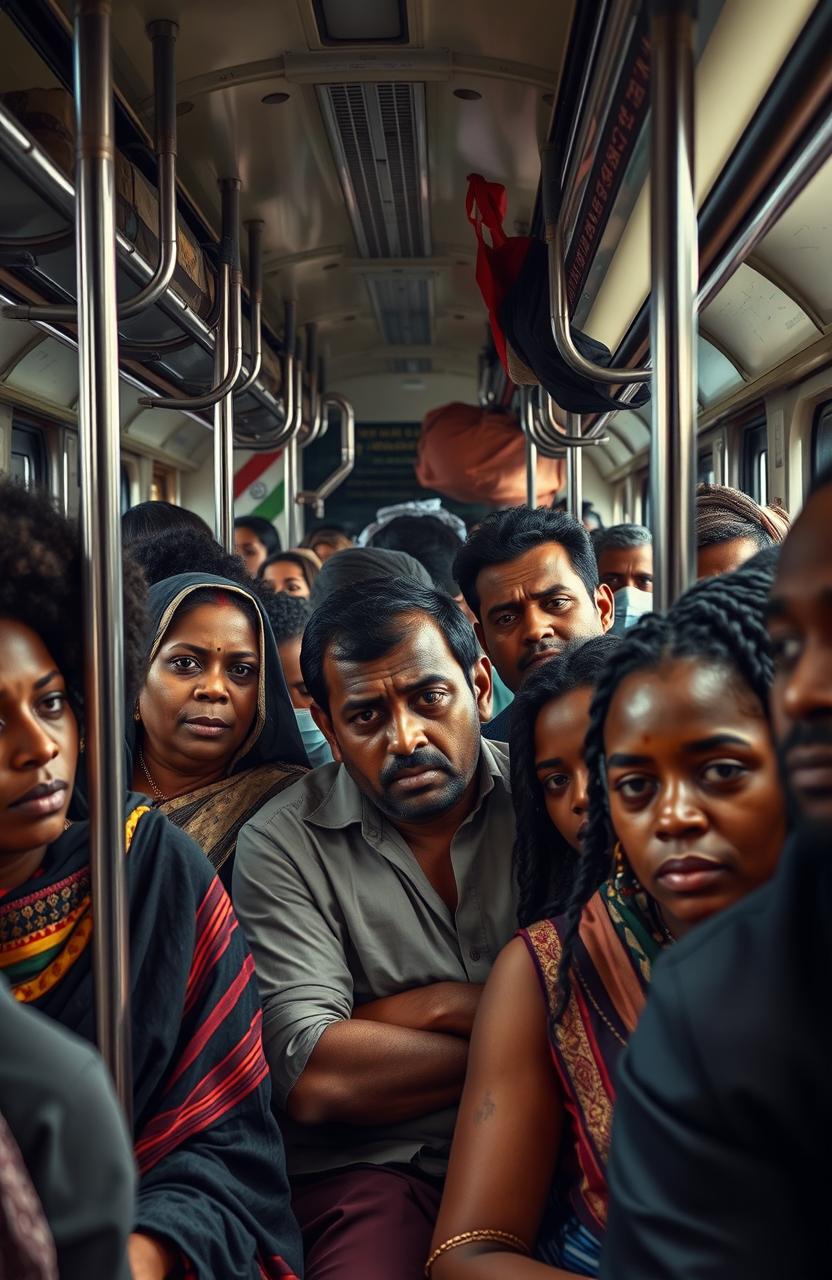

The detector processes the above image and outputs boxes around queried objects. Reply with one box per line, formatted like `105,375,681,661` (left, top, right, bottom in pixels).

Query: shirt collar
306,737,509,833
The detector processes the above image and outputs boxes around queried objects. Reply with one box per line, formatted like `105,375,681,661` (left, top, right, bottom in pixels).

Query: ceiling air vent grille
317,82,431,260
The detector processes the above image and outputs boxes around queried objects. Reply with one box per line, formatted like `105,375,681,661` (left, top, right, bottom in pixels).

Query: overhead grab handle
301,321,324,447
116,20,179,318
3,19,180,324
233,219,264,395
297,393,356,517
232,297,306,451
541,143,651,387
532,387,608,449
138,177,243,410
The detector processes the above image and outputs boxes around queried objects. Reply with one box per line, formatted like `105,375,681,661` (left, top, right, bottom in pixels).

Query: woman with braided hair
697,482,790,579
429,552,788,1280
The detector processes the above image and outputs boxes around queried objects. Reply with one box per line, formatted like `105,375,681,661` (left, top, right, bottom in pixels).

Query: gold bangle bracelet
425,1228,531,1276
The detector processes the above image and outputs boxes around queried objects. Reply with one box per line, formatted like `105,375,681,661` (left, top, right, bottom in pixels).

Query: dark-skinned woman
0,480,301,1280
129,574,308,890
430,551,787,1279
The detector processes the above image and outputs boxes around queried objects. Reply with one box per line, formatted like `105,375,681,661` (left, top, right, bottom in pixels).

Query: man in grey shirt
234,578,517,1280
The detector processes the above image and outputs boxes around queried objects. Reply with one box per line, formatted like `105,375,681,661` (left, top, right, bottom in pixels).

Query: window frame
742,419,769,505
811,401,832,479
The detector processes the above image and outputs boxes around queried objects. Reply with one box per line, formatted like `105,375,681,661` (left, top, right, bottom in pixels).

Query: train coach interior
0,0,829,543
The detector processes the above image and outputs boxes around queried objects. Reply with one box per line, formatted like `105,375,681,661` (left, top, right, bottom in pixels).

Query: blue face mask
294,707,334,769
610,586,654,635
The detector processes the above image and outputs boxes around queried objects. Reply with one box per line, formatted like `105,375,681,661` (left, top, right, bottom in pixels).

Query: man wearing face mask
453,506,615,740
593,523,654,635
600,468,832,1279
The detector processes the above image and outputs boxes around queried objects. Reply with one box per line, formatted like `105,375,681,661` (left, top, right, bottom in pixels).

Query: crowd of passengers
0,470,826,1280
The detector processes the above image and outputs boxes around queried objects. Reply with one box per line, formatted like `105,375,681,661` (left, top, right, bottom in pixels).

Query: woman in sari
129,573,308,889
429,553,787,1279
0,480,302,1280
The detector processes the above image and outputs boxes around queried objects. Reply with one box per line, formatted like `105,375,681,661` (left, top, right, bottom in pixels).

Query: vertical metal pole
285,335,302,546
565,413,583,522
520,385,537,508
74,0,131,1114
214,179,240,552
212,260,232,547
649,0,698,611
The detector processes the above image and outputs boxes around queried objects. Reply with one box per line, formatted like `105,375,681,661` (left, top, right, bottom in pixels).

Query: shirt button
469,947,481,963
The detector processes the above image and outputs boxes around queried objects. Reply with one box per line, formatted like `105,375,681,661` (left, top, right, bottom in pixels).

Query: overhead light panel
313,0,408,44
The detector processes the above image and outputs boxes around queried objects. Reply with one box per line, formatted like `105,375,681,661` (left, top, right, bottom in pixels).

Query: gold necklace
137,747,168,803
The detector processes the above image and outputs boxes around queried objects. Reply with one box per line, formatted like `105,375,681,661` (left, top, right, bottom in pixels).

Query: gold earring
613,840,638,894
133,702,141,723
79,737,85,754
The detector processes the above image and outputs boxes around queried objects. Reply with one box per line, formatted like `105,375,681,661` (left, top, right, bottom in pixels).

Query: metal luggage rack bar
0,98,282,424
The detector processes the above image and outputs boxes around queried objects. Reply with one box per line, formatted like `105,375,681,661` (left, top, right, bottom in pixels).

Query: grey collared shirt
232,739,517,1178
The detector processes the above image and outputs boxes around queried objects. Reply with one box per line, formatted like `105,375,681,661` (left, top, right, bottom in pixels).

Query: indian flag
233,449,284,521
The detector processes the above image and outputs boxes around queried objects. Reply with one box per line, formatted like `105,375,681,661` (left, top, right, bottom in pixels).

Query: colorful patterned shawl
0,799,302,1280
520,882,667,1276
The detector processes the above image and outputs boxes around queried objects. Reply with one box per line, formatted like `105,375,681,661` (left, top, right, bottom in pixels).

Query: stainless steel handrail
213,264,234,550
545,212,652,385
565,413,583,521
233,219,264,395
649,0,698,610
4,19,179,324
138,178,243,409
301,321,324,446
536,386,609,446
72,0,132,1116
232,298,304,451
286,353,305,545
297,392,356,517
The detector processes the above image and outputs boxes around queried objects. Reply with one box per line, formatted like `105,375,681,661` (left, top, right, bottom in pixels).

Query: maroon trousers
292,1164,443,1280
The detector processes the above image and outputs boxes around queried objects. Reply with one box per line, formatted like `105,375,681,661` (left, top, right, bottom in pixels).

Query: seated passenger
122,500,212,546
233,578,517,1280
0,978,134,1279
431,555,786,1279
260,591,333,768
234,514,281,577
454,507,614,741
259,548,321,597
0,480,302,1280
130,573,308,889
308,544,434,607
696,482,789,578
601,476,832,1279
300,523,353,562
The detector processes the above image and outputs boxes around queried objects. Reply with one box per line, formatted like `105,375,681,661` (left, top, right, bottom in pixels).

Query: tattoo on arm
474,1090,496,1125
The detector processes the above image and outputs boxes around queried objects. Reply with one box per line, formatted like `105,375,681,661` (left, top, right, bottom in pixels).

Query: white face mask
610,586,654,635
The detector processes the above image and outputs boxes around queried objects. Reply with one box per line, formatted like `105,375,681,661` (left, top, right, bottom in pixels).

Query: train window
121,465,131,514
150,463,175,502
742,421,768,506
812,402,832,477
697,450,715,485
10,423,48,491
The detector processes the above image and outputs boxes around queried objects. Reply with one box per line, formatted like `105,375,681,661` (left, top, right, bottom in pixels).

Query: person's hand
128,1232,178,1280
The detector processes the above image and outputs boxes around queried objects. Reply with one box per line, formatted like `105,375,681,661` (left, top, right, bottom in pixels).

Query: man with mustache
233,579,516,1280
453,506,614,740
600,467,832,1279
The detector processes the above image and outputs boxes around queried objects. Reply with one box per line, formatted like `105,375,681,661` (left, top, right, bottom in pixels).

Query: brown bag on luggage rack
415,403,563,508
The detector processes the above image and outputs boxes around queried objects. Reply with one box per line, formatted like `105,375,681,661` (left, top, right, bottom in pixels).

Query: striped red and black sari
0,797,302,1280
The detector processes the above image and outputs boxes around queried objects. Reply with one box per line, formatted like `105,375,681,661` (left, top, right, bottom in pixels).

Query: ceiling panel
750,156,832,327
8,337,78,405
701,262,817,378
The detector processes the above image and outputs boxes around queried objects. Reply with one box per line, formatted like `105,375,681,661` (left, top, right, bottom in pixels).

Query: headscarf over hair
554,546,780,1018
128,573,307,773
309,546,434,608
509,634,623,927
696,483,790,549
